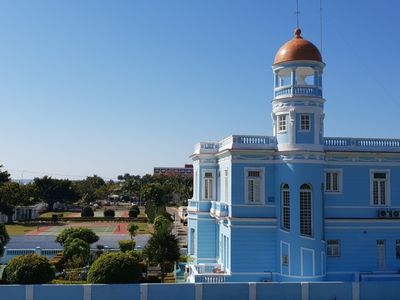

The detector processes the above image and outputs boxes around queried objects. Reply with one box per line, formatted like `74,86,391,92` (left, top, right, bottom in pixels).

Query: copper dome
274,28,322,64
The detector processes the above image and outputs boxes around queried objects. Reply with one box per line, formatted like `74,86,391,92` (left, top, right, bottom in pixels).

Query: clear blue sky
1,0,399,180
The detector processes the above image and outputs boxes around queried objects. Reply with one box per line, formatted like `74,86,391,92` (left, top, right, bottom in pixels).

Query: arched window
281,184,290,231
300,184,312,236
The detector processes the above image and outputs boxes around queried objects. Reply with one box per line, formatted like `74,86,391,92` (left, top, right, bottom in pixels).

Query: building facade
187,28,400,283
153,164,193,177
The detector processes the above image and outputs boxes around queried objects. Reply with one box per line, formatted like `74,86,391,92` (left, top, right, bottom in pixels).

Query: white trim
230,225,276,229
352,282,360,300
195,284,203,300
321,251,326,275
300,247,315,276
326,226,400,230
83,285,91,300
301,282,309,300
280,241,291,275
26,285,34,300
325,218,400,224
249,283,256,300
140,284,148,300
370,169,391,206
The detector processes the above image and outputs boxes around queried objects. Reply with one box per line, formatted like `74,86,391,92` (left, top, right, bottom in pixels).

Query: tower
272,28,325,152
273,29,326,281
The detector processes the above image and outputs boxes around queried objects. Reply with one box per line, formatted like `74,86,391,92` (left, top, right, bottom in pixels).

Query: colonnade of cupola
273,63,323,99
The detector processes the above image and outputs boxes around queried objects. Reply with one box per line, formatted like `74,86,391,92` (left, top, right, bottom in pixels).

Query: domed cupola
271,28,325,152
274,28,322,64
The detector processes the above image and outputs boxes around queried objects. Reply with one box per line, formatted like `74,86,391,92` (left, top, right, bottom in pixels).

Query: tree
118,240,136,252
153,215,172,232
87,252,143,283
0,165,11,184
143,225,180,282
63,238,90,263
128,205,140,218
81,206,94,217
55,227,99,246
127,223,139,241
73,175,107,204
3,254,55,284
142,182,167,223
0,182,38,223
33,176,79,210
0,223,10,256
104,209,115,218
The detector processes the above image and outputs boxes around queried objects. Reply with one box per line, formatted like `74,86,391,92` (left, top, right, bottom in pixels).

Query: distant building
153,164,193,177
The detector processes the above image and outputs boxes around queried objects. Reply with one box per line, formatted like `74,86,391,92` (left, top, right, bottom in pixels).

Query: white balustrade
324,137,400,152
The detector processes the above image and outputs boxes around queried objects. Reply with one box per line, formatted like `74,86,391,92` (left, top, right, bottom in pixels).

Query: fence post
35,246,41,256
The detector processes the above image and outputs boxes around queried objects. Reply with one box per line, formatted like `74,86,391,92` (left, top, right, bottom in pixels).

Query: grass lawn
5,224,37,235
39,211,74,218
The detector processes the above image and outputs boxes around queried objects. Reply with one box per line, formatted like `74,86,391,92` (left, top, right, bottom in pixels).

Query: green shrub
55,227,99,245
128,205,140,218
119,240,136,252
64,238,90,261
3,254,55,284
0,223,10,257
153,215,172,232
87,252,142,283
104,209,115,218
81,206,94,217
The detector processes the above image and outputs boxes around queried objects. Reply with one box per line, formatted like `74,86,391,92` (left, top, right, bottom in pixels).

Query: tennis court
27,222,129,236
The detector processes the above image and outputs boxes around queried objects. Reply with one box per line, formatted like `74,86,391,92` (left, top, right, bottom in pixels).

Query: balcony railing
324,137,400,152
188,264,229,283
219,135,277,152
274,85,322,99
210,201,228,217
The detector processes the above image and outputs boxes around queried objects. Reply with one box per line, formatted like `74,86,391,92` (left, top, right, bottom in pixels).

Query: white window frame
202,169,216,201
324,169,343,193
370,169,390,206
327,240,340,257
223,169,229,203
244,167,265,205
277,114,287,133
300,114,311,132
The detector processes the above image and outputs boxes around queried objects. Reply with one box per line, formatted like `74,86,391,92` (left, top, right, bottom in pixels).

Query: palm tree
143,225,180,282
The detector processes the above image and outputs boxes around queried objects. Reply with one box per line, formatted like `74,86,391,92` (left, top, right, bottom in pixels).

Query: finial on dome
294,28,302,39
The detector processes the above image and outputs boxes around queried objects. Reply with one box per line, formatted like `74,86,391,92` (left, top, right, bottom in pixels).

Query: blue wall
2,282,400,300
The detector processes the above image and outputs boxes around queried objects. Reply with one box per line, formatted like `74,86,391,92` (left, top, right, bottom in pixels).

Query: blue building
187,28,400,283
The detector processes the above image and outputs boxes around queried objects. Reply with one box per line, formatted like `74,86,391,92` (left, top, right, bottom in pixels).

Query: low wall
1,282,400,300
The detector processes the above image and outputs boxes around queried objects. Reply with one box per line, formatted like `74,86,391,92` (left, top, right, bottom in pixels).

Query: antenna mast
295,0,300,28
320,0,323,54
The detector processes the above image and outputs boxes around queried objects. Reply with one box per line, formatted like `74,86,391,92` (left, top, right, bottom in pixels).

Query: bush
3,254,55,284
64,238,90,261
104,209,115,218
119,240,136,252
0,223,10,257
55,227,99,246
81,206,94,217
153,215,172,232
128,205,140,218
87,252,142,283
